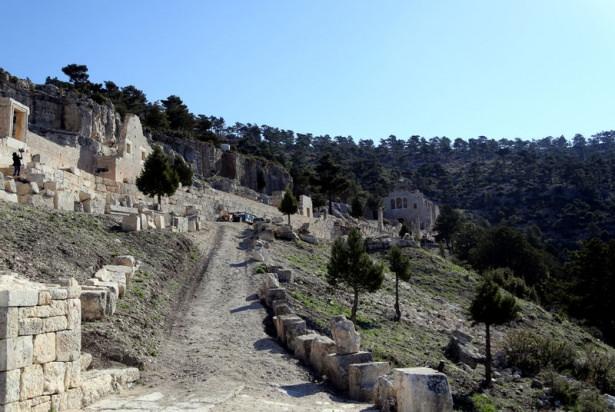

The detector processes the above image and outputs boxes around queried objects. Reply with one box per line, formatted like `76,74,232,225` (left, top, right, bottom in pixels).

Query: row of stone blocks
0,273,139,411
120,211,200,233
259,269,454,412
80,256,138,322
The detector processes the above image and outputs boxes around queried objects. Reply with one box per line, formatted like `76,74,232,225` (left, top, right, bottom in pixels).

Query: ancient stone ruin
259,269,454,411
0,273,138,411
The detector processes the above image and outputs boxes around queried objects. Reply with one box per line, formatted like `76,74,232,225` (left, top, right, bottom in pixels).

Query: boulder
274,225,297,241
4,179,17,194
324,351,374,392
330,315,361,354
299,233,318,244
309,335,337,376
80,352,93,371
393,367,454,412
443,335,483,369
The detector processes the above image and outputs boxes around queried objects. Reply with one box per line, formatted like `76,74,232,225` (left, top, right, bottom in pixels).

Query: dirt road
88,223,372,411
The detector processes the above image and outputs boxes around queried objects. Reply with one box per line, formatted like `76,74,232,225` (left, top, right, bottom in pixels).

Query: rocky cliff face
152,133,291,195
0,71,120,149
0,69,291,195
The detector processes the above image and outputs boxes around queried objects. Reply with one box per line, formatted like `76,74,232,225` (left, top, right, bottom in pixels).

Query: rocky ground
87,222,374,411
0,201,201,368
265,236,615,411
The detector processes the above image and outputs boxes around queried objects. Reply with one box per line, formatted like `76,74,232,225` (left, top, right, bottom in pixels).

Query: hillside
0,201,201,368
265,237,615,411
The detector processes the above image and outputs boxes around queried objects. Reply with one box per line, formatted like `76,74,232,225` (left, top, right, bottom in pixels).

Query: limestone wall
0,273,82,411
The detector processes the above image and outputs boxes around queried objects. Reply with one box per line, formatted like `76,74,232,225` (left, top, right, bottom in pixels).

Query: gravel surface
88,222,373,411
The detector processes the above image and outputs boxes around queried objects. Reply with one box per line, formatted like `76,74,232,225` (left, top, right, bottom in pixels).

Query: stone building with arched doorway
383,185,439,234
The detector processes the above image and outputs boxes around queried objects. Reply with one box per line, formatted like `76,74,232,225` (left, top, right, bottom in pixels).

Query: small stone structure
0,272,139,411
383,183,439,234
259,271,453,411
298,195,313,218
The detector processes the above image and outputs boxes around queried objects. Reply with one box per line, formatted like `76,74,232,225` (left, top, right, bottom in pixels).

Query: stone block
20,364,43,400
121,214,141,232
48,287,68,301
18,306,48,319
42,316,68,333
80,353,92,371
375,375,396,412
79,289,107,321
43,181,57,191
32,333,56,364
348,362,391,402
64,361,81,389
272,301,292,316
53,191,75,211
0,191,18,203
65,387,82,410
0,289,39,308
15,183,31,196
0,337,33,371
4,180,16,194
56,330,80,362
309,335,336,376
324,351,373,392
330,315,361,355
0,369,20,405
284,319,307,349
47,300,67,317
154,214,166,229
113,255,136,268
265,288,287,307
29,183,39,195
42,362,65,395
18,318,43,336
258,273,279,301
37,291,51,306
291,333,320,364
85,278,121,301
276,269,293,283
30,397,51,412
66,299,81,331
273,314,301,344
393,367,453,412
80,371,113,407
0,308,18,339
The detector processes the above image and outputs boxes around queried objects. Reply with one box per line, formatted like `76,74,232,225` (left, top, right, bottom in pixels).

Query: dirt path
88,223,373,411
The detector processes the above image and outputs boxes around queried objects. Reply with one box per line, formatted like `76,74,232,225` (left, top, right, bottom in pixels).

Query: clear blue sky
2,0,615,141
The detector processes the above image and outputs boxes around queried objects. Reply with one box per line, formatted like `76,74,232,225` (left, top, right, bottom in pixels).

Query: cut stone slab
348,361,391,402
56,329,81,362
112,255,136,268
42,362,65,395
324,351,374,392
375,374,396,412
0,336,33,371
79,288,107,321
276,269,293,283
273,314,302,344
80,352,93,371
121,214,141,232
330,315,361,355
265,288,287,307
0,274,40,307
284,319,307,349
393,367,454,412
32,332,56,364
291,333,320,364
20,364,44,401
0,307,18,339
272,300,292,316
309,335,337,377
0,369,21,404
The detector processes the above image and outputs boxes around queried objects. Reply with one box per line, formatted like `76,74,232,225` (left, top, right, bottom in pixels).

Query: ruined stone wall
0,274,82,411
383,190,439,233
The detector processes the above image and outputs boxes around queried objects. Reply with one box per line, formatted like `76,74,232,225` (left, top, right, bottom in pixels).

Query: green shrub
547,373,580,407
573,348,615,394
484,267,535,299
574,390,609,412
504,330,576,376
254,264,268,274
470,393,498,412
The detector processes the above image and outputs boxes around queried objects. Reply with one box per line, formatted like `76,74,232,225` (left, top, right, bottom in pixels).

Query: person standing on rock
12,151,23,176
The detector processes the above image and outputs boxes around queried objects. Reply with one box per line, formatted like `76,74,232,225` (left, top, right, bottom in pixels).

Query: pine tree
314,153,349,214
434,205,461,249
327,228,384,323
470,279,520,387
388,245,411,321
350,197,364,218
136,146,179,206
278,189,298,225
173,156,193,187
